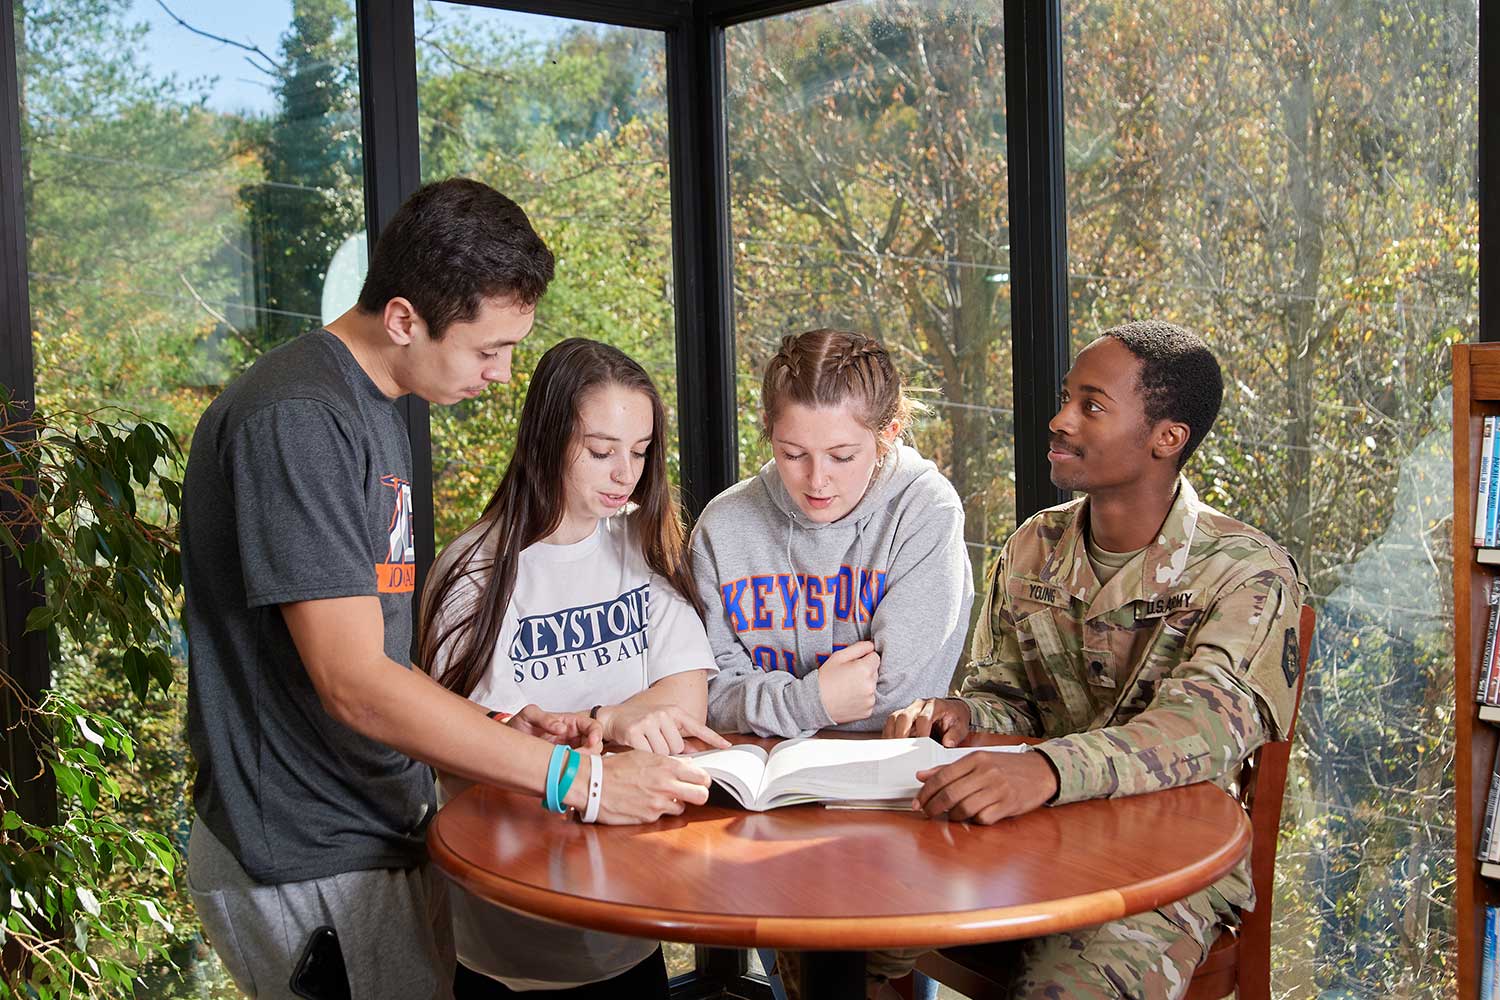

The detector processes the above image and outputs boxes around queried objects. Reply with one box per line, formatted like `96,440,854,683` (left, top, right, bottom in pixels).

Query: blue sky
130,1,567,115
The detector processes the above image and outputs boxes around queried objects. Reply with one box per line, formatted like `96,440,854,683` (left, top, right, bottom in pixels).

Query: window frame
0,0,1494,993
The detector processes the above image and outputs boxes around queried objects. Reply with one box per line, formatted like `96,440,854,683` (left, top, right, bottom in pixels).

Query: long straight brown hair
418,338,703,698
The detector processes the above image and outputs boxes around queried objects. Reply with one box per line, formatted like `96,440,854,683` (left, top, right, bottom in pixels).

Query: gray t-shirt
183,330,433,884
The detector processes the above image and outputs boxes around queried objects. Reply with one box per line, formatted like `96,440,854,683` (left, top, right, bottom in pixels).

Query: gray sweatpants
188,817,455,1000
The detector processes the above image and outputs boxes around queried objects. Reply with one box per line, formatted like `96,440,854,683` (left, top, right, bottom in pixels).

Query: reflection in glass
415,3,678,542
18,0,364,993
1063,1,1477,993
725,0,1013,581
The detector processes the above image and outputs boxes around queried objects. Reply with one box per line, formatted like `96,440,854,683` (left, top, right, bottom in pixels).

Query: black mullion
356,0,431,643
1483,0,1497,343
0,0,53,827
1003,0,1070,521
437,0,689,31
667,15,737,517
699,0,841,28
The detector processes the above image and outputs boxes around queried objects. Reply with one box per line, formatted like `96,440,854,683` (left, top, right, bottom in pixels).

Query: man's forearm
284,596,573,803
339,653,565,796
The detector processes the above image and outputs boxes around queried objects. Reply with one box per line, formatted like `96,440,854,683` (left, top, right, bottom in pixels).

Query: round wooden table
428,745,1250,998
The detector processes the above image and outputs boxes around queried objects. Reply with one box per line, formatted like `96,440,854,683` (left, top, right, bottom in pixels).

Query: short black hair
1102,320,1223,470
357,178,556,339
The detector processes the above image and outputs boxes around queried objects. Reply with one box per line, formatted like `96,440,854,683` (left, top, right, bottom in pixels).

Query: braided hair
760,329,919,454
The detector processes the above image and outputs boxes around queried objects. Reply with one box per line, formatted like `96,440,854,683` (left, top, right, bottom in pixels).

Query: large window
5,1,1488,995
725,0,1013,586
18,0,365,993
1063,1,1477,994
415,2,680,545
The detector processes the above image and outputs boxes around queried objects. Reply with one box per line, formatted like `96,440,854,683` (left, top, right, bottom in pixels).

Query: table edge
428,788,1251,949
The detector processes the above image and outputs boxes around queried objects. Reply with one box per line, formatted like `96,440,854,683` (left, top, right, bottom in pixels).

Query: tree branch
154,1,284,76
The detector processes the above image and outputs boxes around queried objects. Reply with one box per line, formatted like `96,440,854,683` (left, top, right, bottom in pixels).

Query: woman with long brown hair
420,338,728,999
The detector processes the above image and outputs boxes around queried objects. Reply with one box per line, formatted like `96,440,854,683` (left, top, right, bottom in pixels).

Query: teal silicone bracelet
555,748,582,809
543,744,569,813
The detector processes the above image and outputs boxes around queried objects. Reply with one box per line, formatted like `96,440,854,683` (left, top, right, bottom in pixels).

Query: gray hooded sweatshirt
691,443,974,737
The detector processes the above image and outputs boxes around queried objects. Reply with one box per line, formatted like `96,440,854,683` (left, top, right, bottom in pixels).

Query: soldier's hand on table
881,697,972,746
598,703,732,755
589,750,712,825
816,640,880,724
506,704,603,753
913,748,1059,823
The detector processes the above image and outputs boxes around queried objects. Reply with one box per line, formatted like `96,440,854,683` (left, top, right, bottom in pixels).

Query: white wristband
582,753,603,824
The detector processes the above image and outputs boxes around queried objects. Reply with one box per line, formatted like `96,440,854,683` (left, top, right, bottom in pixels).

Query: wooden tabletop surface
428,738,1251,951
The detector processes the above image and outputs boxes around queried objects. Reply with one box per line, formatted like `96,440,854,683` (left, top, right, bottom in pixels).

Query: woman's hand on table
598,703,732,755
505,704,603,752
882,697,972,746
912,748,1060,824
592,750,713,824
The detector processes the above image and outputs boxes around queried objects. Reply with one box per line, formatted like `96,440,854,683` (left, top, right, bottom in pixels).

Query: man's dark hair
356,178,556,339
1102,320,1223,470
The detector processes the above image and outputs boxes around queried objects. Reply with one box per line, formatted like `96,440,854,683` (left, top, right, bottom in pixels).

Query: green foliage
1060,1,1475,994
0,397,185,997
415,8,681,541
242,0,362,350
725,2,1016,572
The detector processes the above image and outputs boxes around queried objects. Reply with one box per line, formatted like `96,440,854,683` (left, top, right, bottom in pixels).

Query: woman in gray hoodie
692,328,975,739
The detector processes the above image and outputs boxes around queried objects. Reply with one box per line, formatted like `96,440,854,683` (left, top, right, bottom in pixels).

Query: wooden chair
899,604,1315,1000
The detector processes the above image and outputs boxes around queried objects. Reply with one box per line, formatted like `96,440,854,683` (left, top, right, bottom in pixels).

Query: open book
684,737,1027,811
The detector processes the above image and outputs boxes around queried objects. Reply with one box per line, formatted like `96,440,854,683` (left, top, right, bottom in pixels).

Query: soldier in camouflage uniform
879,320,1306,1000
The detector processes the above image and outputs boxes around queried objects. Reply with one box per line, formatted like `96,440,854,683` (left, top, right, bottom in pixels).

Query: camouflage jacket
959,477,1305,909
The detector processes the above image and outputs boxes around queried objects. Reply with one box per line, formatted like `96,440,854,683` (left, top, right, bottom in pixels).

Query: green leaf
98,467,123,508
73,525,96,563
51,761,81,802
138,898,173,934
121,648,149,703
147,649,175,694
143,837,176,877
22,605,53,635
74,716,105,749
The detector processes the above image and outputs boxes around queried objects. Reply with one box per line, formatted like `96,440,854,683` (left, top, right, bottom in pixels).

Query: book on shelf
1484,905,1497,1000
1480,745,1500,862
684,737,1026,811
1482,413,1494,548
1482,579,1500,704
1479,416,1496,546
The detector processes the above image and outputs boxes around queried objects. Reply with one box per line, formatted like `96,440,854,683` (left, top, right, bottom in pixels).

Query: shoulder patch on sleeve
1281,627,1300,688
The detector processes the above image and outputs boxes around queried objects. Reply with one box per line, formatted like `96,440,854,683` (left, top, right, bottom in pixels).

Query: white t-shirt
431,512,715,989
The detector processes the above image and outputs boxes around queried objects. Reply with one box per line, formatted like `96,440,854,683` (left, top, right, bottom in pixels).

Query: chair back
1186,602,1314,1000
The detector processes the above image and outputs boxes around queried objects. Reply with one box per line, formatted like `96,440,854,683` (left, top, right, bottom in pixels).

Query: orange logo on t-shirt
377,474,415,593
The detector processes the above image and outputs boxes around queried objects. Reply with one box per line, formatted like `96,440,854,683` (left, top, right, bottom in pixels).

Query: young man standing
884,320,1305,999
182,178,710,1000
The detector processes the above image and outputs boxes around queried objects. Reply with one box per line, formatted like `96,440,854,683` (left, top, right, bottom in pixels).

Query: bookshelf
1454,343,1500,999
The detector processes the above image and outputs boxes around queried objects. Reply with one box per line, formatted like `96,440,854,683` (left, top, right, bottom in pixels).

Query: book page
931,743,1029,766
683,744,769,807
820,745,1029,809
756,738,940,805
